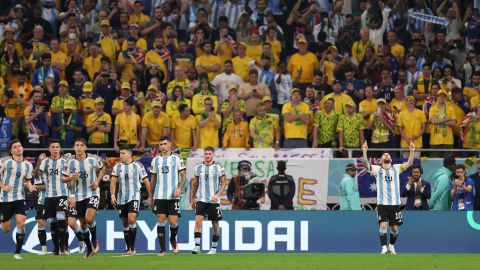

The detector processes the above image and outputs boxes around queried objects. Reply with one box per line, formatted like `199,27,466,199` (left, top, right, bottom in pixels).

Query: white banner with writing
189,148,332,159
185,158,329,210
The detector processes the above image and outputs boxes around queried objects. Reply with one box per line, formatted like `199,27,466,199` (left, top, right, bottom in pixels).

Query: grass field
0,253,479,270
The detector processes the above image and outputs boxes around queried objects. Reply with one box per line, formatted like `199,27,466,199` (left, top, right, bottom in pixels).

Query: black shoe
84,250,95,259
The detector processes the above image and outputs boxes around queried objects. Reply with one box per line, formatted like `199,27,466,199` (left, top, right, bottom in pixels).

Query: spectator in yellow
397,96,426,158
196,97,222,148
195,41,222,81
192,78,218,115
359,85,377,140
386,31,404,66
351,27,376,64
86,97,112,147
128,0,150,28
320,80,355,115
238,69,271,117
49,39,68,80
337,100,365,155
114,98,141,152
246,29,262,62
170,104,198,151
51,80,77,114
460,104,480,150
389,85,407,144
368,99,394,155
221,85,246,134
320,45,343,86
232,42,253,82
98,19,120,64
167,65,192,99
83,43,102,80
222,110,250,149
287,35,319,87
429,90,456,157
77,81,95,122
312,97,338,148
166,85,192,118
144,37,170,84
213,26,235,64
121,23,147,51
117,37,145,83
138,85,158,117
282,88,312,148
250,103,280,149
139,101,170,151
413,63,434,107
463,71,480,105
112,82,134,116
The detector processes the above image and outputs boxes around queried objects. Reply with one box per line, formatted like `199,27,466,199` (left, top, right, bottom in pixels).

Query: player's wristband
69,194,75,198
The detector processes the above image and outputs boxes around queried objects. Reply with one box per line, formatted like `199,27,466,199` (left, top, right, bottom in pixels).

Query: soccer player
0,139,36,259
63,138,106,258
34,153,48,255
110,146,152,255
362,140,415,255
191,146,226,255
150,136,187,256
38,139,69,255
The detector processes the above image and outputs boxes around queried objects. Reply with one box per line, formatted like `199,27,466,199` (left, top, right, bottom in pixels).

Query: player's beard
383,159,391,164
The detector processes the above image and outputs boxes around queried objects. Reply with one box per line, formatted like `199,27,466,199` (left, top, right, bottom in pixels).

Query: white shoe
79,242,86,253
191,246,201,254
207,248,217,255
380,245,388,254
388,244,397,255
13,254,23,260
37,246,48,256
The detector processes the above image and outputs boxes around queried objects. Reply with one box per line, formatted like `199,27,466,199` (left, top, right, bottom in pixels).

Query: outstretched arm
402,141,416,169
361,141,371,171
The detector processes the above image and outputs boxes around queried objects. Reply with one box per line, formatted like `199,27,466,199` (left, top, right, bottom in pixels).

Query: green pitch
0,253,479,270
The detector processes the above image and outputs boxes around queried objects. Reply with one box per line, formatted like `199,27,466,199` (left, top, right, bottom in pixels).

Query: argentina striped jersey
40,157,68,198
370,164,406,206
151,153,186,200
63,154,103,201
0,157,33,202
112,161,148,205
194,162,225,203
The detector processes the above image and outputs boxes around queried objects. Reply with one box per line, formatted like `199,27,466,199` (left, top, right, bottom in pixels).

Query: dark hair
127,37,137,43
74,138,87,145
204,146,215,153
224,60,233,65
100,56,111,64
456,164,466,171
124,98,135,107
219,15,228,22
422,63,430,69
249,69,259,75
472,71,480,77
48,139,61,146
443,155,456,167
178,103,189,112
119,144,132,152
9,139,21,151
41,53,51,60
411,164,423,174
159,136,170,142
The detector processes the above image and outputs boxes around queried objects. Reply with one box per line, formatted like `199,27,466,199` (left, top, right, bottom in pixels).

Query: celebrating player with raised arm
62,138,106,258
110,146,152,256
362,140,415,255
191,146,226,255
0,140,36,259
150,136,187,256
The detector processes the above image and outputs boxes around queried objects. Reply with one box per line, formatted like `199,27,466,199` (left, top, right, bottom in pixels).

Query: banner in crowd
189,148,331,159
185,158,329,210
0,116,12,149
1,211,479,253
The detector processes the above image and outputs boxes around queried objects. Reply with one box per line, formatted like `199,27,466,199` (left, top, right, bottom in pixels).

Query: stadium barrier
1,211,479,253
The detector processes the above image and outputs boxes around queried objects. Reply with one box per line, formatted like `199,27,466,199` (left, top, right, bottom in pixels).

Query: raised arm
402,141,416,169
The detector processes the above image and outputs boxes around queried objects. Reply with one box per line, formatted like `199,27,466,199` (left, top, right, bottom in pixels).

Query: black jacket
267,174,295,210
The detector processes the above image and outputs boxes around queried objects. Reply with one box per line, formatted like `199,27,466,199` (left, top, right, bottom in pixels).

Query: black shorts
195,201,222,221
76,196,99,218
377,204,403,226
67,204,77,218
36,204,46,220
44,196,68,219
118,200,140,219
153,199,181,217
1,200,26,222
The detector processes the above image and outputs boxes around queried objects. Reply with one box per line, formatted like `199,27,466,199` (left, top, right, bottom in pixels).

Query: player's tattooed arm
175,170,187,197
361,141,371,171
191,176,199,200
142,177,152,201
216,175,227,196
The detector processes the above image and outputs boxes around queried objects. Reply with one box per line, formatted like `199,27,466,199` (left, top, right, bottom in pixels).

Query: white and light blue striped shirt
112,161,148,205
63,154,103,201
0,157,33,202
194,162,225,203
40,157,68,198
151,153,186,200
370,164,405,206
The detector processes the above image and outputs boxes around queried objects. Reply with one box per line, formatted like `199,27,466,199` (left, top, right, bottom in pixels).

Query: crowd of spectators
1,0,480,158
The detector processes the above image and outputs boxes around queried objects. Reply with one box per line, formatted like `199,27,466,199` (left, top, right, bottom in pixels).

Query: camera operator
227,160,265,210
267,161,295,210
401,164,431,210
